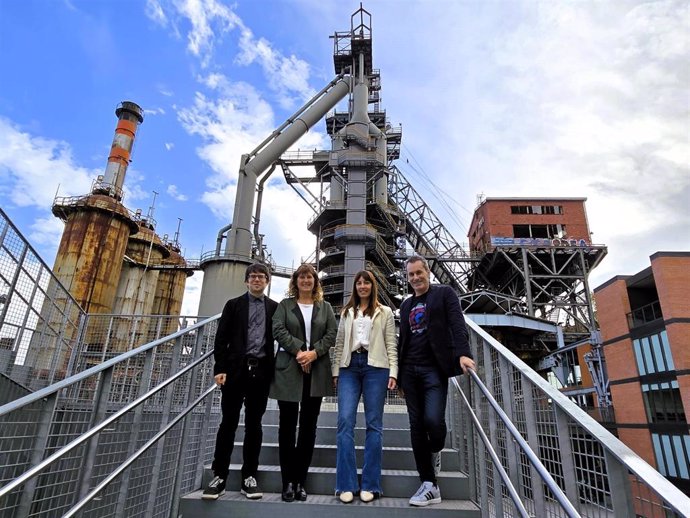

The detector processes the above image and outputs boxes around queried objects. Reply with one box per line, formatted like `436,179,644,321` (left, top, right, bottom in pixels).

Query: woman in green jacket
270,263,337,502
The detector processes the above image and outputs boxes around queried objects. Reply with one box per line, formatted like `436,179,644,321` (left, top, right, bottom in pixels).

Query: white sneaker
431,450,442,476
339,491,354,503
360,490,375,502
409,481,441,506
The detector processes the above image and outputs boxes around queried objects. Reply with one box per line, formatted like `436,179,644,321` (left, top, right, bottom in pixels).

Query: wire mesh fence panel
0,314,221,518
0,209,85,395
448,318,689,518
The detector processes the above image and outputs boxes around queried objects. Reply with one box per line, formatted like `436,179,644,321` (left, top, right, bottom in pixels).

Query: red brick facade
593,252,690,493
468,197,592,252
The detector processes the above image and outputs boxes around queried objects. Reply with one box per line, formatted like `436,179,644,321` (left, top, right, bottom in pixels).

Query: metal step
257,407,411,428
201,465,472,500
182,409,478,517
180,491,481,517
235,422,431,448
229,442,461,471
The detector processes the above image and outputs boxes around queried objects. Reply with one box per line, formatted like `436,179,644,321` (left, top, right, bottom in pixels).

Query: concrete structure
594,251,690,494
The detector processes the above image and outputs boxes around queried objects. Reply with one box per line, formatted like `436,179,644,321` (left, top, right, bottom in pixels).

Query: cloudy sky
0,0,687,314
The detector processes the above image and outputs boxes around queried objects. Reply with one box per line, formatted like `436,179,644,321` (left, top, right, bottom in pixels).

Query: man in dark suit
202,263,279,501
398,255,475,507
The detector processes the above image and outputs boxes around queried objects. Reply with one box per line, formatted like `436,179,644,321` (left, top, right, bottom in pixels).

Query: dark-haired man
398,255,475,507
202,263,278,501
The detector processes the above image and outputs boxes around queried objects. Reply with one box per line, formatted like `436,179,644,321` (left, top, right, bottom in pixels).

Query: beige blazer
332,305,398,380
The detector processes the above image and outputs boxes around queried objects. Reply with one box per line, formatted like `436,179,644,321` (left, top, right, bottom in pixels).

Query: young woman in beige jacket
332,270,397,503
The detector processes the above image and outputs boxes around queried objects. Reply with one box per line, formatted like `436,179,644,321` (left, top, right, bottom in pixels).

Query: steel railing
449,317,690,517
0,315,221,518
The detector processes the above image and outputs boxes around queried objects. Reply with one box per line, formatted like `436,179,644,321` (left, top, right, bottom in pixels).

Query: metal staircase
178,408,480,517
1,308,688,517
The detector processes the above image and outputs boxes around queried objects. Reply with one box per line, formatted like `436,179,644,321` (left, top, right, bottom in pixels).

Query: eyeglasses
248,274,267,280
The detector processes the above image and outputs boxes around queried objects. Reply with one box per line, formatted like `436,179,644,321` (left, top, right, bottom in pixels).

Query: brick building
468,197,592,253
464,197,607,407
594,252,690,494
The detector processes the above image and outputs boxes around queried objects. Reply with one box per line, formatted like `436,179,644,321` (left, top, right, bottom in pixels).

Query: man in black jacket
202,263,279,501
398,255,475,507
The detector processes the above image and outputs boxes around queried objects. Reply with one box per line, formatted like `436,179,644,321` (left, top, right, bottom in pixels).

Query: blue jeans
336,351,390,494
400,362,448,483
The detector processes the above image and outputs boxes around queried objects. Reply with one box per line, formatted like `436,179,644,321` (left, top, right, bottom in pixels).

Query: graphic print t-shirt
405,291,434,366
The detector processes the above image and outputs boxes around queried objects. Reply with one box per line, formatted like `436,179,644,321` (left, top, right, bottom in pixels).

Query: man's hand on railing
214,373,226,386
459,355,476,375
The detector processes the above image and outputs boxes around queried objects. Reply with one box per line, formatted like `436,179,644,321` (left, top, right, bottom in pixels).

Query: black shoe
295,483,307,501
282,482,295,502
241,475,263,499
201,476,226,500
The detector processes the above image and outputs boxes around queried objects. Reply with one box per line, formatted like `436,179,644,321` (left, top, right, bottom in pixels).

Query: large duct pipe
215,222,233,256
253,164,277,260
100,101,145,200
226,75,353,258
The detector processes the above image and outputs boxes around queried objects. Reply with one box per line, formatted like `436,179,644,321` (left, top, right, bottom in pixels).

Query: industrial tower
48,102,191,353
195,5,609,405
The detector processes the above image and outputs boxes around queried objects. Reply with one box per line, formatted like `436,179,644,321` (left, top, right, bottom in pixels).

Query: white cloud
145,0,168,27
236,27,315,106
144,107,166,116
149,0,313,107
0,117,95,208
164,142,174,151
178,75,275,182
181,270,203,316
121,168,151,207
148,0,241,67
28,216,65,258
167,184,188,201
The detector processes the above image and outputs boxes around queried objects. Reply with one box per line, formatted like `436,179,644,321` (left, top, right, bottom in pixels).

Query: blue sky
1,0,688,314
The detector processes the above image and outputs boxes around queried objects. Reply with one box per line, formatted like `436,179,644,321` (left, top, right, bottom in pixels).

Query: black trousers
400,362,448,484
277,373,323,486
211,360,270,479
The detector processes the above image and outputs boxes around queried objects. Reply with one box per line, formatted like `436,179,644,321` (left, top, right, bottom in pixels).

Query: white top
298,303,314,349
351,311,372,352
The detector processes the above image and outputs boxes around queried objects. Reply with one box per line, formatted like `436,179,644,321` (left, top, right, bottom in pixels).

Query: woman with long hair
270,263,337,502
332,270,397,503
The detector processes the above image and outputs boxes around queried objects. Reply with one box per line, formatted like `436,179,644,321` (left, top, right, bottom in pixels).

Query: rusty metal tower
51,102,144,314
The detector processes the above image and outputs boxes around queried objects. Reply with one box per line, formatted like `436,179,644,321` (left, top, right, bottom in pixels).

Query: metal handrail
453,376,531,518
62,384,217,517
0,313,221,419
0,348,214,499
463,317,690,517
452,373,580,518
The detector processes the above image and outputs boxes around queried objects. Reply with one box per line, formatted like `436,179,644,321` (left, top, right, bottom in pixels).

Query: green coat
270,298,337,401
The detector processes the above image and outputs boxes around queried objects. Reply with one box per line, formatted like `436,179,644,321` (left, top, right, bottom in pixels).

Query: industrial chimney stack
51,102,143,314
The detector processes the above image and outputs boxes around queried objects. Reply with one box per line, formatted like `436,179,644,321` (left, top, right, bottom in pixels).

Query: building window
512,224,566,239
510,205,563,215
633,330,674,375
642,381,686,423
652,433,690,480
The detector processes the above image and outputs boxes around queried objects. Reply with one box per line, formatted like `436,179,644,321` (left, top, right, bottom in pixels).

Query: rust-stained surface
152,247,191,335
51,194,136,314
109,225,170,350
